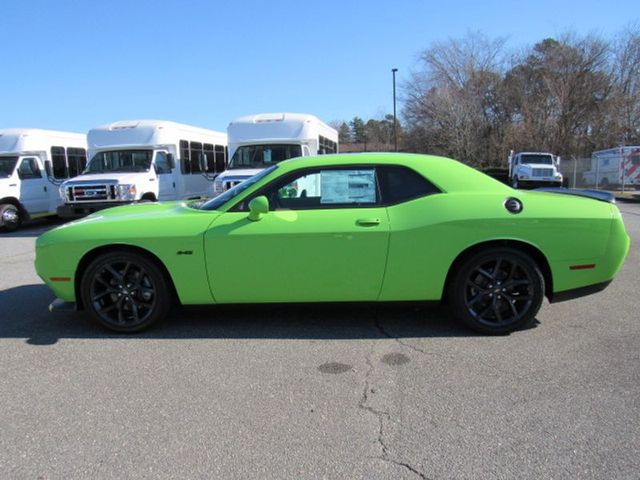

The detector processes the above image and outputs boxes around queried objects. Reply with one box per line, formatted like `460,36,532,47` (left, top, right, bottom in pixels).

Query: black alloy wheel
81,251,171,332
449,248,544,334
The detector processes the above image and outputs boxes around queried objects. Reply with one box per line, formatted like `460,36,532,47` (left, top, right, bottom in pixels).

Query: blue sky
1,0,637,133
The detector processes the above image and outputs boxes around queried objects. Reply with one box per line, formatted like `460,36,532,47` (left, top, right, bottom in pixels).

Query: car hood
37,201,219,247
62,172,149,185
0,177,19,196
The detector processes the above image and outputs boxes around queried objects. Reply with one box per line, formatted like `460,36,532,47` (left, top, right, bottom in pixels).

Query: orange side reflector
569,264,595,270
50,277,71,282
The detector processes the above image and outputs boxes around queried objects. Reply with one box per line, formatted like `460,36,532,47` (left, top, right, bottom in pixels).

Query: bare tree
403,32,508,166
609,24,640,144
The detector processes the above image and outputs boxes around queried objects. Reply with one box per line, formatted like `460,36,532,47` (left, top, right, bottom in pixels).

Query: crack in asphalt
356,317,432,480
373,315,441,357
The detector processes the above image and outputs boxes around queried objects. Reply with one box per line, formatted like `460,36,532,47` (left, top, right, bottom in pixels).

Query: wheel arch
140,192,157,202
442,239,553,302
74,243,179,309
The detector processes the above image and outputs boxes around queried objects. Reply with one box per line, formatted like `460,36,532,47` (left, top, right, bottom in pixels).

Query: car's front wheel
81,251,171,332
449,248,545,334
0,204,22,232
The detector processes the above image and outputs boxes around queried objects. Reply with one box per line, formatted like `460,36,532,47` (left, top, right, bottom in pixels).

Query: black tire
0,204,21,233
448,248,545,334
81,251,171,332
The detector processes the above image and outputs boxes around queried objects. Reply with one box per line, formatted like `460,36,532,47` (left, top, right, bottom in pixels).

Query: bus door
155,151,177,201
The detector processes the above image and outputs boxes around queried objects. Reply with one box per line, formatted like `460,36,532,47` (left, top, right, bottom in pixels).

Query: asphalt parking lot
1,203,639,480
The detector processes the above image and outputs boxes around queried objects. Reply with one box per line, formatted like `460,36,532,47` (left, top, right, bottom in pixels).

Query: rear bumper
550,279,613,303
49,298,77,312
57,202,131,219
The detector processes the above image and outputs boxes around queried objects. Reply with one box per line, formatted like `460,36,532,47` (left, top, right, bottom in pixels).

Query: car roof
275,153,509,193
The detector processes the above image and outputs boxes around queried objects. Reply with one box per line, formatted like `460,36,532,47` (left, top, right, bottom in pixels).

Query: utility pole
392,68,398,152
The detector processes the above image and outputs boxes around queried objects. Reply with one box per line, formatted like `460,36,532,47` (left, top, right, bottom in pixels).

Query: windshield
0,156,18,178
199,165,278,211
229,144,302,169
520,154,553,165
84,150,153,173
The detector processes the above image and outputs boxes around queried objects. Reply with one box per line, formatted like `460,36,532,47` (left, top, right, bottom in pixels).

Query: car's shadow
0,284,525,345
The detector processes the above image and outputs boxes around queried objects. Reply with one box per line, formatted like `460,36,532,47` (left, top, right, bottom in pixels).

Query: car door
204,166,390,303
17,157,49,214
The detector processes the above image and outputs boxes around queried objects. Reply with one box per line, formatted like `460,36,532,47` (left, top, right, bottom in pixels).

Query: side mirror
167,153,175,169
44,161,53,177
248,196,269,221
556,156,561,167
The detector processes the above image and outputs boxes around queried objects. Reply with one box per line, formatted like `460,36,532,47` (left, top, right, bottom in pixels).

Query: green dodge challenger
35,153,630,334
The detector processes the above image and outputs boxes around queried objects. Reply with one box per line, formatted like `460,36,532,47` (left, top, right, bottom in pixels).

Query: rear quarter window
379,165,440,205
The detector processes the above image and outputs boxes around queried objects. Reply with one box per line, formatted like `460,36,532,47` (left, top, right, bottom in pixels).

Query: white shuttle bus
213,113,338,195
0,129,87,232
58,120,227,218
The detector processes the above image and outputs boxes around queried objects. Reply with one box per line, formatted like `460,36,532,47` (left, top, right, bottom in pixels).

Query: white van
58,120,227,218
0,129,87,232
213,113,338,195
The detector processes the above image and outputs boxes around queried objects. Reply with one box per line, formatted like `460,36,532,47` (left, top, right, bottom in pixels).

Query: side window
190,141,203,173
204,143,215,173
51,146,68,178
318,136,337,154
18,157,41,179
257,167,379,211
155,152,171,174
180,140,190,174
215,145,226,173
378,166,440,205
67,147,87,177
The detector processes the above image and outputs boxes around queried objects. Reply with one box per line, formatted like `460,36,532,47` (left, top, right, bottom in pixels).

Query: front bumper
57,202,131,219
518,180,563,189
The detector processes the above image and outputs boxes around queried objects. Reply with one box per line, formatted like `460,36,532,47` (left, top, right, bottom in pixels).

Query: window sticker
320,170,376,204
263,149,272,164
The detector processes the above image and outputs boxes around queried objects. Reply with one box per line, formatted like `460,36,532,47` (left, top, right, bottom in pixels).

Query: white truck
58,120,227,218
213,113,338,195
508,151,563,189
583,146,640,190
0,129,87,232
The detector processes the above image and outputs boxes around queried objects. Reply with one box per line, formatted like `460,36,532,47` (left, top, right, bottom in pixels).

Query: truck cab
508,151,563,189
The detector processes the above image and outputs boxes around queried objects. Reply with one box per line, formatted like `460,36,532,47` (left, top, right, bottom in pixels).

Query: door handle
356,218,381,226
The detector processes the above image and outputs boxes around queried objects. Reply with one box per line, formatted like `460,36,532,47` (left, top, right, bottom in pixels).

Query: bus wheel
0,204,21,233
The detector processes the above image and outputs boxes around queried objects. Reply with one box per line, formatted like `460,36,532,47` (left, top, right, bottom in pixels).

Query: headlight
555,173,563,179
59,185,67,201
521,175,529,180
116,184,137,201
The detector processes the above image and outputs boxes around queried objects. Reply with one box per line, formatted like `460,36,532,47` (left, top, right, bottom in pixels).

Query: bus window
51,146,68,178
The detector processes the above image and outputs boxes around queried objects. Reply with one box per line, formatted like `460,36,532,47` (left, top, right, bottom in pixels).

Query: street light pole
392,68,398,152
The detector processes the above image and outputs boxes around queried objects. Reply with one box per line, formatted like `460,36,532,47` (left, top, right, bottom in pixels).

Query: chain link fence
559,152,640,192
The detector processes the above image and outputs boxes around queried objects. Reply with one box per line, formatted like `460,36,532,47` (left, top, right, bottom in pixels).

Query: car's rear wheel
81,251,171,332
449,248,544,334
0,204,21,233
